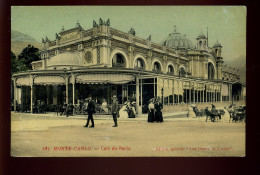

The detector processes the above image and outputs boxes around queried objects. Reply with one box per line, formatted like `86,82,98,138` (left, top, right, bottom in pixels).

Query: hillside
11,30,38,43
11,41,43,57
11,30,42,56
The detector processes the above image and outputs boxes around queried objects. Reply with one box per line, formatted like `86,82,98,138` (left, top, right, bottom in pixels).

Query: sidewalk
11,111,190,121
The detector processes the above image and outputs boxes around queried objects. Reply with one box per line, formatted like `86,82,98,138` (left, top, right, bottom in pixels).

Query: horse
205,108,221,122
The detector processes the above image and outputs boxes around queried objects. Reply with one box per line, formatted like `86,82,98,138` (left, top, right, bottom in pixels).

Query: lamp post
161,87,164,105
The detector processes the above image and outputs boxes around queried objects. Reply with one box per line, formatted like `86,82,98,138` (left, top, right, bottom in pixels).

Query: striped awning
34,76,65,85
76,73,135,84
16,76,30,86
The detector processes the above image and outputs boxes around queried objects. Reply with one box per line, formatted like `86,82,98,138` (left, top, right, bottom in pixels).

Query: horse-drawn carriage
205,108,225,122
228,105,246,122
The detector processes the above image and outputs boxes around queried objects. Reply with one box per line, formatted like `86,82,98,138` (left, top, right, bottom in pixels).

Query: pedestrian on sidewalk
84,97,95,128
147,98,155,122
111,95,119,127
154,97,163,123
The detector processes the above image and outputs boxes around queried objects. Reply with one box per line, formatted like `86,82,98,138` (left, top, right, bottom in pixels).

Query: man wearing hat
84,96,95,128
111,95,119,127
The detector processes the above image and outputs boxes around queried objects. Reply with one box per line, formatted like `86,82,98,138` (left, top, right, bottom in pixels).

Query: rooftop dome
197,31,206,39
162,26,193,49
47,50,81,67
213,40,222,48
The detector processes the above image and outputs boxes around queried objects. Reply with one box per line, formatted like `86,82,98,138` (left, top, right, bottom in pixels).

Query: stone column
140,78,143,107
229,84,233,102
215,88,217,102
30,75,34,113
185,82,188,103
177,80,179,104
202,84,205,103
168,80,170,105
31,85,33,113
189,82,191,104
205,85,207,103
173,79,175,104
71,74,76,105
13,79,17,111
72,83,75,105
136,76,141,114
196,84,198,103
211,87,213,103
200,84,202,103
128,46,134,68
220,84,223,102
127,84,129,101
154,78,156,97
212,86,214,102
193,83,195,104
65,76,69,104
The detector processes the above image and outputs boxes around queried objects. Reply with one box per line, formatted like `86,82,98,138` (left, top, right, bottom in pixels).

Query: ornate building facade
12,19,246,114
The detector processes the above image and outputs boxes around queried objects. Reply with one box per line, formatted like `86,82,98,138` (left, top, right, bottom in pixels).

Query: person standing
84,97,95,128
154,97,163,123
101,98,108,113
111,95,119,127
148,98,155,122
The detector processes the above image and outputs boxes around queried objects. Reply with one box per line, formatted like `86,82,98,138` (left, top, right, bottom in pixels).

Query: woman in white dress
101,99,108,113
222,107,231,122
119,102,129,119
147,99,155,122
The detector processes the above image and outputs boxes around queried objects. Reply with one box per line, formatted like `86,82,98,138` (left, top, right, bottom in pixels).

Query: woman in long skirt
119,102,129,120
148,99,155,122
154,97,163,123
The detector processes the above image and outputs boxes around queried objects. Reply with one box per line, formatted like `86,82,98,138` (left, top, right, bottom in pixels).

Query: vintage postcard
11,6,246,157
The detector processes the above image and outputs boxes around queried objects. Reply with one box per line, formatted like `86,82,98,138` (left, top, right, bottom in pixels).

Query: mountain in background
11,30,43,56
11,30,38,42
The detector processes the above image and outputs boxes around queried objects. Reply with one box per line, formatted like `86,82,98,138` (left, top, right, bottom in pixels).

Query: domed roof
163,29,193,49
213,40,222,48
48,51,81,67
197,31,206,39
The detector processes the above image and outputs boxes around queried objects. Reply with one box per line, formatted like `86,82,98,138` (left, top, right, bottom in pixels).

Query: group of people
54,103,74,117
147,97,164,123
33,100,47,113
83,95,119,128
119,100,137,119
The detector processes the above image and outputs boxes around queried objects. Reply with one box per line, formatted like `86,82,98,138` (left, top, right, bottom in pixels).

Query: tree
11,51,27,74
18,44,41,70
11,51,18,74
11,51,27,75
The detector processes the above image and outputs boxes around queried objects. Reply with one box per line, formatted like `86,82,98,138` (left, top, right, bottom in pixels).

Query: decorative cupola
213,40,222,57
162,25,193,50
196,30,207,50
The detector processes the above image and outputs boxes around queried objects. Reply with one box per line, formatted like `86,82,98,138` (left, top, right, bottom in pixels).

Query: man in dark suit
111,95,119,127
84,97,95,128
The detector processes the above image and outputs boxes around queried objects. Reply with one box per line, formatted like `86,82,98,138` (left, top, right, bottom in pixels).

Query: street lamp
161,87,164,105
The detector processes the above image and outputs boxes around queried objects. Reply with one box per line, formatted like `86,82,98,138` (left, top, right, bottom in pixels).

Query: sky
11,6,246,81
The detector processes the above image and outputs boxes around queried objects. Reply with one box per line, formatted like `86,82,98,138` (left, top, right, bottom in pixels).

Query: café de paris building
12,19,246,114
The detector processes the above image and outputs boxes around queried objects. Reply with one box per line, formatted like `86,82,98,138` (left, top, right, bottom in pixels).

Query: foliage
11,51,26,75
18,44,41,70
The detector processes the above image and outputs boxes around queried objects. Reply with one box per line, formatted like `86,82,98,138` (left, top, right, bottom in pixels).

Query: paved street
11,112,245,157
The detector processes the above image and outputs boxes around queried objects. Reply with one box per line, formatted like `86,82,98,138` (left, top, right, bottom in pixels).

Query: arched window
208,62,215,79
112,53,126,67
199,41,202,48
179,67,186,77
135,58,145,69
153,62,161,72
167,65,174,74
